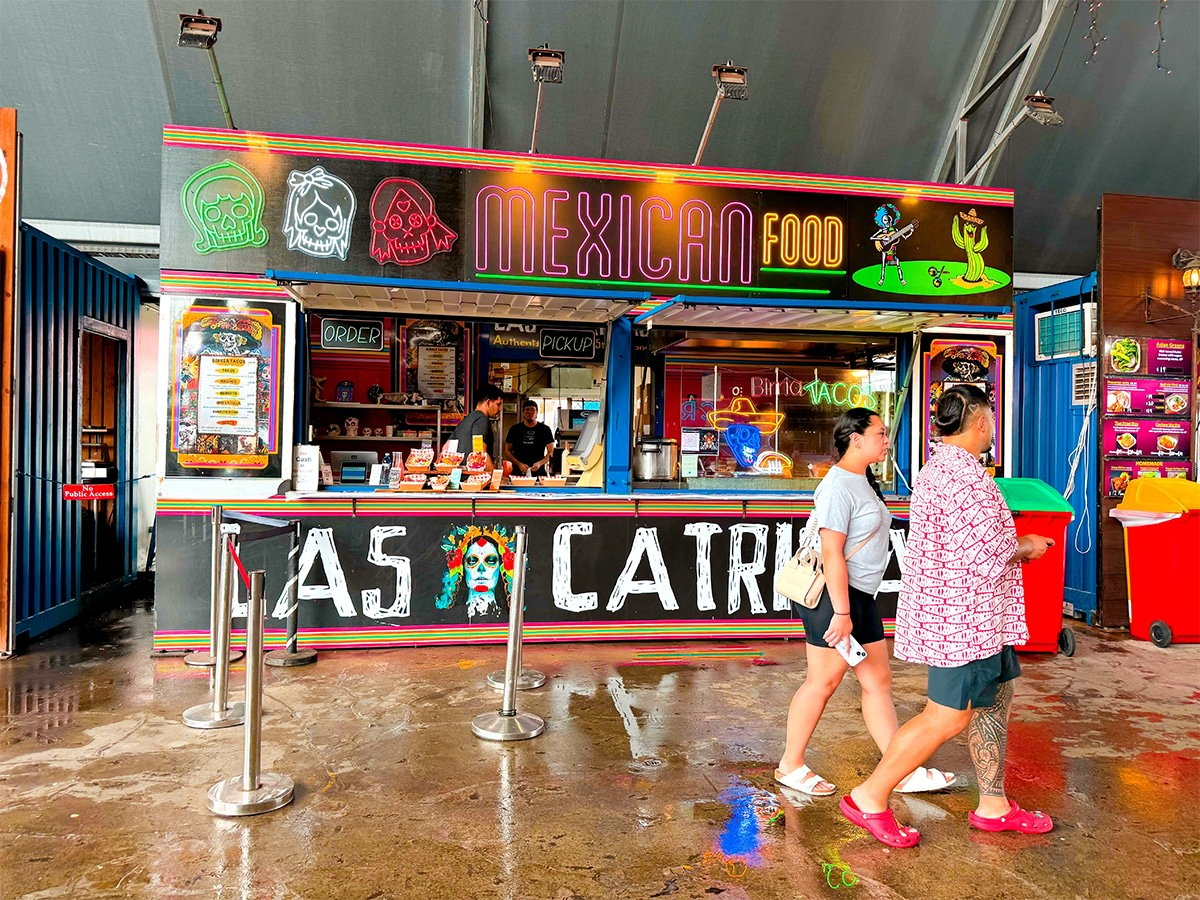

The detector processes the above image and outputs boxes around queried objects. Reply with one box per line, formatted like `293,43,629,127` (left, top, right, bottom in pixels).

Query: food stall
154,126,1014,651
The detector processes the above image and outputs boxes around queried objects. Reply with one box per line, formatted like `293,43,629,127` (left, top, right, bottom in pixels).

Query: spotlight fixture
177,8,236,130
712,61,749,101
526,44,565,154
178,10,221,49
694,59,749,165
528,45,565,84
1022,91,1063,126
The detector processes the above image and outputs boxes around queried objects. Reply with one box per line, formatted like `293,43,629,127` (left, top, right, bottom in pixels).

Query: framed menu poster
164,298,287,477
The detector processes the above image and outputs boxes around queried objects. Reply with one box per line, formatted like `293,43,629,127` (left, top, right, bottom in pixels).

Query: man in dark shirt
449,384,504,454
504,400,555,475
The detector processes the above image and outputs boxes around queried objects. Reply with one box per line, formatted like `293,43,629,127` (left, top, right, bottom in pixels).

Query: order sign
63,483,115,501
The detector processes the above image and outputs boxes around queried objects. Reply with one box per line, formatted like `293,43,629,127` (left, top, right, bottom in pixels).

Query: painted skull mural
181,160,269,254
436,524,516,620
369,177,458,267
282,166,356,260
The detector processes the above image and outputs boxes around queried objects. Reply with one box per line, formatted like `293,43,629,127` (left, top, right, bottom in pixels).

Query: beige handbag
774,514,880,608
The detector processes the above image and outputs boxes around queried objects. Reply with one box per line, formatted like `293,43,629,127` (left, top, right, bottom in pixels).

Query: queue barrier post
266,520,317,667
208,570,295,816
183,535,246,729
472,526,545,741
184,505,242,666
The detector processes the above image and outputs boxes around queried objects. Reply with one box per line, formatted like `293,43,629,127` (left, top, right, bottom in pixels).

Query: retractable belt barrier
472,526,546,742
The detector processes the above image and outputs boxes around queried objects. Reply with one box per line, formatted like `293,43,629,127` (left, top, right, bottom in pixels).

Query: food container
406,449,435,470
509,475,537,487
436,451,464,473
398,474,427,492
633,438,679,480
539,476,567,487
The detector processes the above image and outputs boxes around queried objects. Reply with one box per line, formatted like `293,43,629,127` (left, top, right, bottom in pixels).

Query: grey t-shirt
812,466,892,595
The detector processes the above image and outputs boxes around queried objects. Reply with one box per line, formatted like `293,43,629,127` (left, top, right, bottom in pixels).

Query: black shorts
927,646,1022,711
794,584,886,649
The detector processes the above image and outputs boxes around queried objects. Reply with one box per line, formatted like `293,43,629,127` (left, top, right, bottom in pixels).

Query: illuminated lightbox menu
1100,336,1196,497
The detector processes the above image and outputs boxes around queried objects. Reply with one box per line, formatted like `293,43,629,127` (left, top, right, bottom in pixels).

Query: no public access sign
62,483,115,501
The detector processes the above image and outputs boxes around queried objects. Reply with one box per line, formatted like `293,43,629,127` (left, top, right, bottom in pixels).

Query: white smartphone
835,634,868,667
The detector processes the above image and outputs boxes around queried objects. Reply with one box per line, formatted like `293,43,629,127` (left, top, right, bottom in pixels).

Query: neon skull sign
181,160,269,254
282,166,356,260
369,177,457,267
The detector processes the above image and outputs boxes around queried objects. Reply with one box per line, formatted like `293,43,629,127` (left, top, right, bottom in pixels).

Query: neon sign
706,397,786,435
761,213,844,267
802,376,877,409
369,177,458,267
181,161,269,255
475,185,755,286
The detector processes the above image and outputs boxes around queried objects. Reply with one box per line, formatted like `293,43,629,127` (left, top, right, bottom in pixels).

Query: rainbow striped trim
163,126,1013,207
153,619,899,651
155,495,912,519
161,270,291,298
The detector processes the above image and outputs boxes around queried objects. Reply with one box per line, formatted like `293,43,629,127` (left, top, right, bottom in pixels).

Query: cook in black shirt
504,401,555,475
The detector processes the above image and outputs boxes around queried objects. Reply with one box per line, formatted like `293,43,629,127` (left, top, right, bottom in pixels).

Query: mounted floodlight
178,10,221,49
529,45,565,84
527,44,565,154
694,60,749,165
1023,91,1063,126
177,9,236,130
712,61,749,101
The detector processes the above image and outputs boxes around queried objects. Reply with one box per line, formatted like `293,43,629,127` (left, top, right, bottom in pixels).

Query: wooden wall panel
1097,194,1200,627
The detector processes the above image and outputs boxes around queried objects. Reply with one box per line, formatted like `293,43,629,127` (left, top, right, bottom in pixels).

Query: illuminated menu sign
161,130,1014,308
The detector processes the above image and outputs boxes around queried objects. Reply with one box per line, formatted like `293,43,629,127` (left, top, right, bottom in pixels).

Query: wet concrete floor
1,603,1198,899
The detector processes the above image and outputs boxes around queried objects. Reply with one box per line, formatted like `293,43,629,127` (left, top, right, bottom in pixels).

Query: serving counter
153,490,911,652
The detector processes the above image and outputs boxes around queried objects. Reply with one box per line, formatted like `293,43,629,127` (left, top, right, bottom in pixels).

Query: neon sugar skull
282,166,356,260
181,161,269,254
369,177,457,267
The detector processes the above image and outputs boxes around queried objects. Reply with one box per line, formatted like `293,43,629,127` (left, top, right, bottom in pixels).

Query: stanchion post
208,570,295,816
472,526,545,741
183,535,245,729
266,520,317,668
487,526,545,692
184,505,223,667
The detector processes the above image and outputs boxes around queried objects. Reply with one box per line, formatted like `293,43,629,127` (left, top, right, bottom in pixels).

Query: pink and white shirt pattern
893,443,1028,667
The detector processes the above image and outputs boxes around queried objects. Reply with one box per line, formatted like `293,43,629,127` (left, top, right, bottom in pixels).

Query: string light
1152,0,1172,75
1083,0,1107,64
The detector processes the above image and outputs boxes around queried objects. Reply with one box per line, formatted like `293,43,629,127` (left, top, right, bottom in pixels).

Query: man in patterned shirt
840,385,1055,848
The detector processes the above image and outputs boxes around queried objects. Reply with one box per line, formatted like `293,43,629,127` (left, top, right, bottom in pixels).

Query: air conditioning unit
1071,362,1097,407
1034,302,1096,360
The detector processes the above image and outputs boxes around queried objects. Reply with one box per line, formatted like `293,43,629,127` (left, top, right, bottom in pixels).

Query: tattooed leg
967,680,1014,813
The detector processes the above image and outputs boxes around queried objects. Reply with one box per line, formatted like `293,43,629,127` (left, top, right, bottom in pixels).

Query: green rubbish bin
994,478,1076,656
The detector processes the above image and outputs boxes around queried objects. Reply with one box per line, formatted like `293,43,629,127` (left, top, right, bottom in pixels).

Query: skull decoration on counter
335,380,354,402
369,177,458,267
343,417,360,437
282,166,356,260
326,423,342,437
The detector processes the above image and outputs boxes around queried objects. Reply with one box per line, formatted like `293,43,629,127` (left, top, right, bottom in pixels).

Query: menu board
1104,336,1192,376
1104,459,1192,498
417,345,456,400
198,355,259,435
1101,335,1195,493
1104,378,1191,418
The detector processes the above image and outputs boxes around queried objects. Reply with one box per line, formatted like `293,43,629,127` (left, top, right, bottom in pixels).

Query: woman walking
775,408,955,797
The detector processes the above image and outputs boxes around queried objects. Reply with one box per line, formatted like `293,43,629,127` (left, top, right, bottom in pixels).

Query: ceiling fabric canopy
1,0,1196,279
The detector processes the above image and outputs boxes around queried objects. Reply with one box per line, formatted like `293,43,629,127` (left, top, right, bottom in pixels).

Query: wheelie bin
1110,478,1200,648
995,477,1076,656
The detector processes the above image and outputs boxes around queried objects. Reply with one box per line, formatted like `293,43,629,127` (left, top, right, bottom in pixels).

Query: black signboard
539,328,598,361
154,509,910,635
319,317,385,352
160,132,1015,309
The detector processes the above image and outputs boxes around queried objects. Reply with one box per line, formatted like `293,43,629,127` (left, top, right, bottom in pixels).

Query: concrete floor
1,604,1199,900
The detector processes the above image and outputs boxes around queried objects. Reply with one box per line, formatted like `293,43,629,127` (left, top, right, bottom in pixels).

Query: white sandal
894,765,957,794
773,764,836,796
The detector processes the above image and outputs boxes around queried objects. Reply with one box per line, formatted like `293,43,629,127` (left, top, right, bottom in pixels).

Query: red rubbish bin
1111,478,1200,648
995,478,1075,655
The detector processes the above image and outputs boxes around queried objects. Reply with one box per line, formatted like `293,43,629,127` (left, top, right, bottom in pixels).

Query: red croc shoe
840,796,921,848
968,803,1053,834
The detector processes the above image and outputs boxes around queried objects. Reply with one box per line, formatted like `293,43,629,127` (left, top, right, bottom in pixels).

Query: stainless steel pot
633,438,679,480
